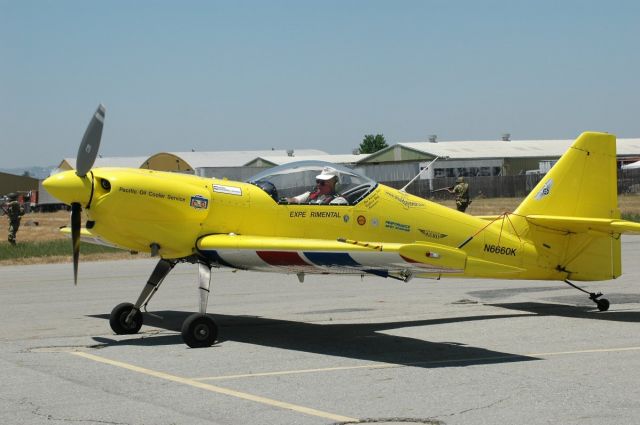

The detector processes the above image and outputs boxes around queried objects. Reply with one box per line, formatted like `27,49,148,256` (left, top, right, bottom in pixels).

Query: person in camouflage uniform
5,193,25,245
448,177,470,213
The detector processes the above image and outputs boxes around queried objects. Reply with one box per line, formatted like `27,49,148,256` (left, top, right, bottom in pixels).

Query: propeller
71,202,81,285
71,104,106,284
76,104,105,177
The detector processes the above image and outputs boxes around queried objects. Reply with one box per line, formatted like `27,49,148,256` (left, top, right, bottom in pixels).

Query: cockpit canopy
247,160,377,205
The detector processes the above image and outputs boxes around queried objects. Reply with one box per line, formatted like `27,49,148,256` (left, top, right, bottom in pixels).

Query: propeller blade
76,104,106,177
71,202,81,285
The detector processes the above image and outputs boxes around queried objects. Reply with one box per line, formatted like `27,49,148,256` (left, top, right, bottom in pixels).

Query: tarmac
2,237,640,424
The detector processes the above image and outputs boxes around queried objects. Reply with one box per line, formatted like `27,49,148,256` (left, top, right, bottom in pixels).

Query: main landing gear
563,279,610,312
108,259,219,348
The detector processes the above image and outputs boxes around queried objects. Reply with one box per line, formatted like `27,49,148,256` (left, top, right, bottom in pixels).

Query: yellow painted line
71,351,358,423
195,363,397,381
194,346,640,381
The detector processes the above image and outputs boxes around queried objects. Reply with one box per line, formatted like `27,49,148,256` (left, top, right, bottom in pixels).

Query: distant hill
0,166,56,180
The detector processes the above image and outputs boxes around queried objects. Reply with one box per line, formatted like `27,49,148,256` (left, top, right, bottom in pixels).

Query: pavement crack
435,396,511,418
31,404,131,425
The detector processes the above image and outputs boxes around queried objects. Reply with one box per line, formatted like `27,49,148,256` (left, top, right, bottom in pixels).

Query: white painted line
71,351,358,423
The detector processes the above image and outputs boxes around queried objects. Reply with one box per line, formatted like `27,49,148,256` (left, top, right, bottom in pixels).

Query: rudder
512,132,622,281
514,132,618,219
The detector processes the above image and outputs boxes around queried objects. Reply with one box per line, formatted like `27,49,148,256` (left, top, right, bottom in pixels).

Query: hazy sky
2,0,639,168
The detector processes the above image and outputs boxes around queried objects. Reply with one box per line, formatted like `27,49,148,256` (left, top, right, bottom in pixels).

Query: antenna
399,156,447,193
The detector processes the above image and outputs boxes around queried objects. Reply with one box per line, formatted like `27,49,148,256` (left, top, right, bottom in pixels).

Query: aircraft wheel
110,302,143,334
596,298,610,312
181,314,218,348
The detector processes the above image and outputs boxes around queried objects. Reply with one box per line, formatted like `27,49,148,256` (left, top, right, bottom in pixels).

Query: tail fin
514,132,618,218
513,132,622,281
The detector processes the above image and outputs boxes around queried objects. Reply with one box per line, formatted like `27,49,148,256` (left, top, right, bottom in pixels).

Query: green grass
0,239,122,261
622,212,640,223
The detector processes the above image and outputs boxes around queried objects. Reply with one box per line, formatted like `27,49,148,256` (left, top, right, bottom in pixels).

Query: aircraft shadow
489,301,640,323
90,311,538,369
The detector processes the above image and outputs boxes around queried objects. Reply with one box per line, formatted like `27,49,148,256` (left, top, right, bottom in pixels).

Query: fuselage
44,167,566,281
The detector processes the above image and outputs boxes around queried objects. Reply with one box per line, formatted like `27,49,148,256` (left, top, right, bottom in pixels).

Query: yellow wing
60,226,122,248
196,234,523,276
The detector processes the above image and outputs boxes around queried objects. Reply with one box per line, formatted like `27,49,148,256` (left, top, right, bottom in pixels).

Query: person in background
5,193,25,245
448,176,470,212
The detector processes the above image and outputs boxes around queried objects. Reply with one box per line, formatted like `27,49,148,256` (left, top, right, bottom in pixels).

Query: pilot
287,167,347,205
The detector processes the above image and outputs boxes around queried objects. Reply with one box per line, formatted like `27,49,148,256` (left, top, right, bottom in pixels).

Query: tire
181,314,218,348
109,302,143,334
596,298,610,312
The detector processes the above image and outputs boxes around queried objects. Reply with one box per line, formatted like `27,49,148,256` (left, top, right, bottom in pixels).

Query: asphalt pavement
2,238,640,424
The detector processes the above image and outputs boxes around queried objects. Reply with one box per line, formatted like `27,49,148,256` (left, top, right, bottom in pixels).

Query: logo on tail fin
535,179,553,201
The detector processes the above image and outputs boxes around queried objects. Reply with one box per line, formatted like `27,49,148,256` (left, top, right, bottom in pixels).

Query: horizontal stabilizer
526,215,640,235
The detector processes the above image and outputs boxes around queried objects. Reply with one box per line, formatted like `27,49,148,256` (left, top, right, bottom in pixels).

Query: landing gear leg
563,279,610,312
181,262,218,348
109,259,176,334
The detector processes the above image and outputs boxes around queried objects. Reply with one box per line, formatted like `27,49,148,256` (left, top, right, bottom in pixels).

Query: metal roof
364,137,640,161
245,153,367,167
155,149,329,169
60,156,149,170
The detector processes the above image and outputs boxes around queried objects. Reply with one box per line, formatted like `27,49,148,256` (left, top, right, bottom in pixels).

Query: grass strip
0,239,122,261
622,212,640,223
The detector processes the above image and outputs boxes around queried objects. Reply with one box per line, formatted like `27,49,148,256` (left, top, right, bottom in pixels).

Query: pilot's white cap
316,166,338,181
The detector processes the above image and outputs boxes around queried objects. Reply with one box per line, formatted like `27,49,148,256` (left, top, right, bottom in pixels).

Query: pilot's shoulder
329,196,348,205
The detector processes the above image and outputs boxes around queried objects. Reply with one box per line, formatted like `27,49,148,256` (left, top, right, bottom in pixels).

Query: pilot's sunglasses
316,180,326,186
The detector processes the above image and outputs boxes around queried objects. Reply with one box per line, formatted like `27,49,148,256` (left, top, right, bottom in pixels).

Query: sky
1,0,639,169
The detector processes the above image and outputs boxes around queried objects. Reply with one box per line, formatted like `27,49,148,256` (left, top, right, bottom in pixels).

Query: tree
359,134,388,154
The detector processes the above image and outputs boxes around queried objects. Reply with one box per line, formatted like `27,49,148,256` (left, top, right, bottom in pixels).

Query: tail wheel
181,314,218,348
110,302,143,334
596,298,610,312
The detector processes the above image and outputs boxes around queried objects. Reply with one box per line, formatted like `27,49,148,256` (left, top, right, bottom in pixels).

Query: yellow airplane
44,105,640,348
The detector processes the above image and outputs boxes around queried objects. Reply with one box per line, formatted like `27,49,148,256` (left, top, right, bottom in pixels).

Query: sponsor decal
343,214,350,223
119,186,138,194
290,211,306,218
535,179,553,200
484,244,517,256
190,195,209,209
418,228,448,239
385,190,426,209
310,211,341,218
371,217,379,227
362,192,380,209
385,220,411,232
357,215,366,225
119,186,186,203
213,184,242,196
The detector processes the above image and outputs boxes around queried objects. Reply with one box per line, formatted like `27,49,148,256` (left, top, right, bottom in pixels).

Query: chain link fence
383,168,640,200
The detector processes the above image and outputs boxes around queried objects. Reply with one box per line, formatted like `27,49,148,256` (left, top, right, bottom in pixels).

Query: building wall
356,162,421,182
364,146,432,163
503,157,557,175
143,154,194,172
0,172,39,194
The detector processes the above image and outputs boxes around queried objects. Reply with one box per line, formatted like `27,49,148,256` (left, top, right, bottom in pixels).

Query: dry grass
437,194,640,216
3,195,640,266
0,210,70,243
0,210,131,265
